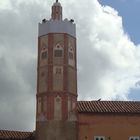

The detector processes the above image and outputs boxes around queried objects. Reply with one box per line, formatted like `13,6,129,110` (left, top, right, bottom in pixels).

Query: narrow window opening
94,136,105,140
69,52,74,59
42,51,47,59
129,137,140,140
54,50,63,57
56,68,62,74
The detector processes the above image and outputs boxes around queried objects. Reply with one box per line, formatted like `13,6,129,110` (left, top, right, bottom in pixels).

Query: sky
0,0,140,131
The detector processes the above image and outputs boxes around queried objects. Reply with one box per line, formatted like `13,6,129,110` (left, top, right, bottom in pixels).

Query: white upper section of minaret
38,19,76,37
39,1,76,37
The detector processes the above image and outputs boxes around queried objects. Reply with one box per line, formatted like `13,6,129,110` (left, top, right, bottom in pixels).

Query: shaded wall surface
78,113,140,140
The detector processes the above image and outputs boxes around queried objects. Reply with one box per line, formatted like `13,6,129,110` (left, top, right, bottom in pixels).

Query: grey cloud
0,1,40,131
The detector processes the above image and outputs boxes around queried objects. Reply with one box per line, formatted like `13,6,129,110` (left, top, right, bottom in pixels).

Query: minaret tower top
51,0,62,20
39,0,75,37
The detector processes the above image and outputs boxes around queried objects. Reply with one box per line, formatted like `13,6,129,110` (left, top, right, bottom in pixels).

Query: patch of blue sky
99,0,140,45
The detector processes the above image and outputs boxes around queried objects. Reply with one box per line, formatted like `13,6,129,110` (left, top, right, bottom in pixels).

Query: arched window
68,42,75,66
41,51,47,59
54,43,63,57
43,96,47,113
37,97,42,114
68,45,74,60
41,43,48,59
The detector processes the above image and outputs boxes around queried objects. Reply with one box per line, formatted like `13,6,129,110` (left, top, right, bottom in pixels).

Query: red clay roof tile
0,130,33,139
77,101,140,114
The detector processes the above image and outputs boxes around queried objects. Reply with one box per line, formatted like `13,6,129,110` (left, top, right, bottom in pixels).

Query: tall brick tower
36,1,77,140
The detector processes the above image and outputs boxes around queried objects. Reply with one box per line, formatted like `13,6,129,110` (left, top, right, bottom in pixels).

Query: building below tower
1,101,140,140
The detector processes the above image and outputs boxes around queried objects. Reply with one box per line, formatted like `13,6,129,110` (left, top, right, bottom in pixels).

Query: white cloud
66,0,140,100
0,0,140,130
0,0,12,10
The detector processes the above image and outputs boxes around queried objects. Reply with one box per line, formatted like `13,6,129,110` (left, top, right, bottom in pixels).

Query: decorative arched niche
54,95,62,120
68,42,75,66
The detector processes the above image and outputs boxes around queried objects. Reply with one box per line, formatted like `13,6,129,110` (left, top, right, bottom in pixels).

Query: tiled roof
77,101,140,114
0,130,33,140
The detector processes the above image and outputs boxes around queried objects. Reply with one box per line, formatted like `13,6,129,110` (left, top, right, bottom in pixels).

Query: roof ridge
78,100,140,102
77,100,140,114
0,130,32,133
